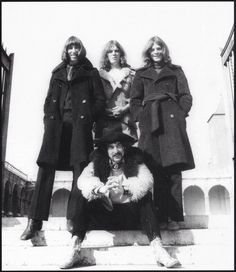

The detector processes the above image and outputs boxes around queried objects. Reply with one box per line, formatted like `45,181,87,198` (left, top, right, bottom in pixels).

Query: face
150,43,164,63
107,142,125,163
67,43,80,62
107,45,121,66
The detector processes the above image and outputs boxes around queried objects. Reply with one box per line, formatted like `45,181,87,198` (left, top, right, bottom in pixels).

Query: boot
20,219,43,240
160,222,168,230
167,220,180,230
60,235,82,269
151,237,180,268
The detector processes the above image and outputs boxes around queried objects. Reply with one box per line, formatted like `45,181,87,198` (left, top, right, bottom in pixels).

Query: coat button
50,115,55,120
170,114,174,118
53,99,57,103
80,115,84,119
82,99,87,104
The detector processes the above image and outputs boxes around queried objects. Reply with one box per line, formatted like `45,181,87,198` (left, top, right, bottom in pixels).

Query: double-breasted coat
130,63,195,172
37,58,106,170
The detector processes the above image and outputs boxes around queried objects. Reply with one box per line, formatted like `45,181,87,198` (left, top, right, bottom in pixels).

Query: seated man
60,131,179,269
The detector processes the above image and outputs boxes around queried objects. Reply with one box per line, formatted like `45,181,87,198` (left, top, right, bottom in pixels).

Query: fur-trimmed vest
77,147,154,202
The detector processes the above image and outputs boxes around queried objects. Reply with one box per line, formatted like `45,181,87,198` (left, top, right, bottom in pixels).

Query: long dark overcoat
130,63,195,172
37,58,106,169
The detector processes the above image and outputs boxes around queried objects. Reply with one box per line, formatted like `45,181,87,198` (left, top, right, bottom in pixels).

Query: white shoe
60,235,82,269
162,257,180,268
60,248,81,269
151,237,180,268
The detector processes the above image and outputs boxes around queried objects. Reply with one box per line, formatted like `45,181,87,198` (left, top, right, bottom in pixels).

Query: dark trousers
28,114,88,234
143,153,184,223
74,192,161,243
28,163,86,221
153,167,183,222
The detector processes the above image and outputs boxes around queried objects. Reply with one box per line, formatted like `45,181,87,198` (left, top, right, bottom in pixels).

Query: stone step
2,214,233,230
2,243,233,268
2,263,234,271
2,228,233,247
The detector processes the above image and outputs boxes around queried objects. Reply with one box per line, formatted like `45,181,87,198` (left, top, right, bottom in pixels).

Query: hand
106,176,120,189
97,184,109,195
107,176,123,193
97,178,119,194
111,106,124,118
105,108,114,117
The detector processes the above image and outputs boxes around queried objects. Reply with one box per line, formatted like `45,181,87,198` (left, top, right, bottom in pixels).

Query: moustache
112,152,122,158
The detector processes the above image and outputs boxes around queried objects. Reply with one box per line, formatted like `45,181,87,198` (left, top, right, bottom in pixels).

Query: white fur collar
99,68,131,91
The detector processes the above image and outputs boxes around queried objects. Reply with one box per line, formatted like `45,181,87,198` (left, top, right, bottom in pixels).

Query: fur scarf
77,147,153,202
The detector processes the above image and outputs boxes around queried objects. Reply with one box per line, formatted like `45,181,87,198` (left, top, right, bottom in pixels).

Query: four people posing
20,35,195,269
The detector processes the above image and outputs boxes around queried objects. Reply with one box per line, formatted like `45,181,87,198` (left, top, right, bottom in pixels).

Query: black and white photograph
2,1,234,270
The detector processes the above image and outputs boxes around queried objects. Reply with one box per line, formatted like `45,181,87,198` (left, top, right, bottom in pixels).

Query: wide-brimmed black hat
94,130,137,147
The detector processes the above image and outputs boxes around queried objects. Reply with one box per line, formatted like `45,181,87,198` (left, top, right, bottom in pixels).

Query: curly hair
99,40,130,71
61,36,86,63
142,36,171,67
90,146,144,182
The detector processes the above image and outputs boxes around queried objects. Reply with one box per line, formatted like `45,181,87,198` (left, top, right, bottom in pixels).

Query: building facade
2,162,35,217
182,25,234,218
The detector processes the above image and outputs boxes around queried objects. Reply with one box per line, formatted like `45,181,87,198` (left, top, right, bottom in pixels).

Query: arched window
20,187,26,216
183,186,205,215
50,189,70,217
209,185,230,214
12,185,20,216
3,180,11,216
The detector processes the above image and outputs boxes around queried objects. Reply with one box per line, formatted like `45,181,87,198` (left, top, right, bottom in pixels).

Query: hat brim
94,132,137,147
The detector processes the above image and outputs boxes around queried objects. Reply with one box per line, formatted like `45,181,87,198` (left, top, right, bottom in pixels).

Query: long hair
91,146,144,182
61,36,86,63
142,36,171,67
100,40,130,71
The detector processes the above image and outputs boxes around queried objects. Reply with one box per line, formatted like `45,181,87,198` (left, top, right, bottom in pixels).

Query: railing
4,161,28,181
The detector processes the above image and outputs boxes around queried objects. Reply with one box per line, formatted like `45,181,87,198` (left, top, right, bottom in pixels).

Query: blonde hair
100,40,129,71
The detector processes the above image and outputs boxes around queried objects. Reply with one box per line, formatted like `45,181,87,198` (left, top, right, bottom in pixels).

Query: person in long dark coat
130,36,195,230
20,36,106,240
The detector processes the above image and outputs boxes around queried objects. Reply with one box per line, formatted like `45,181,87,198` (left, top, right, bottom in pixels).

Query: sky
2,2,234,181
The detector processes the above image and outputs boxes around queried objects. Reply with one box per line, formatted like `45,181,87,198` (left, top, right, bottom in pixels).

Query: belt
143,92,178,133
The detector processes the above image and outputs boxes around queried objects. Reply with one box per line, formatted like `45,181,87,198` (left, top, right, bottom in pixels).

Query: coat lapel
139,67,158,81
140,65,176,82
99,69,117,91
157,65,176,81
72,66,92,80
99,68,131,92
53,64,67,82
54,64,92,82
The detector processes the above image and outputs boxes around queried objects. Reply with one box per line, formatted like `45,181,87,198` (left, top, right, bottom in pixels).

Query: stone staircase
2,216,234,270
